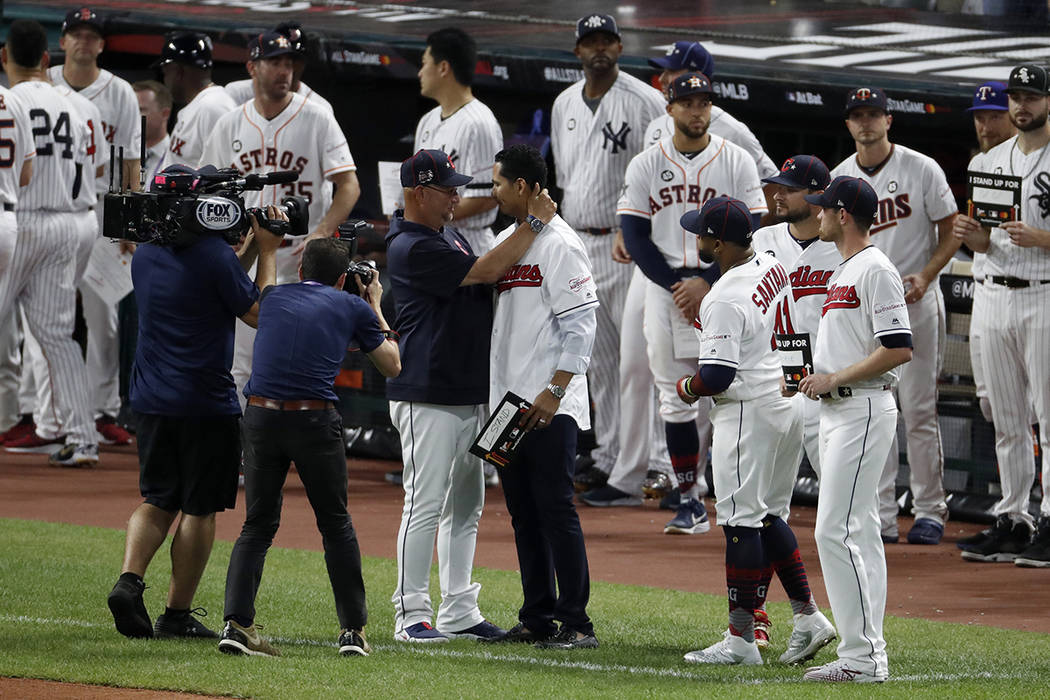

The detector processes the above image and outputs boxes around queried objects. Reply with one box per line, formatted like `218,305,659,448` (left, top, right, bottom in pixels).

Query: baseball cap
967,81,1009,111
648,41,715,77
845,87,889,116
1007,64,1050,95
248,31,298,61
804,176,878,220
400,149,473,188
273,21,307,56
667,72,713,102
761,155,830,190
575,14,620,43
61,7,104,36
680,196,754,246
154,32,213,70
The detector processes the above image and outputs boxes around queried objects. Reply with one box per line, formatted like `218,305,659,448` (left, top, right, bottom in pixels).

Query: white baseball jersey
551,71,665,228
168,84,235,169
831,145,957,278
224,78,333,113
814,246,911,389
53,85,106,211
696,252,789,401
0,86,35,205
414,99,502,235
644,106,778,180
490,215,599,430
617,134,766,269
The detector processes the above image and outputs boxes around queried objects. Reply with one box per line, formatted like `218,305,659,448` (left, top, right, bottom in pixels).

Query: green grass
1,518,1048,698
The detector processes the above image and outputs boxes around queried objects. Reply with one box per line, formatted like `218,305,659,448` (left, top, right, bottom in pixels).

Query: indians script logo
791,265,834,302
497,264,544,293
822,284,861,316
1032,172,1050,218
602,121,631,154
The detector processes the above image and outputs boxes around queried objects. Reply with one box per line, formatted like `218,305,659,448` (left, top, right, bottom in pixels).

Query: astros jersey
968,135,1050,279
224,79,333,113
551,71,665,229
644,107,778,180
168,84,235,169
54,84,106,210
814,245,911,389
617,134,766,269
696,252,789,401
831,144,957,277
0,86,35,205
489,215,599,429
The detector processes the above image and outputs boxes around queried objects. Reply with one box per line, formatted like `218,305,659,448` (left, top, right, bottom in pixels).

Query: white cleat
683,633,762,665
779,610,837,665
803,658,886,683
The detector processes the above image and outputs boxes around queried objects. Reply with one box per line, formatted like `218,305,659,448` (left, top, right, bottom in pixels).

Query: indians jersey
814,245,911,390
0,86,35,206
643,107,778,180
696,252,789,401
414,99,502,235
168,84,235,170
831,144,957,278
224,79,333,113
617,133,765,269
968,135,1050,279
54,85,106,211
200,93,356,233
489,215,599,430
551,71,665,229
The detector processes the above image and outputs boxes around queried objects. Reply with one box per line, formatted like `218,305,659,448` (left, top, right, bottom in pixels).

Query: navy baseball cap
845,87,889,116
1007,64,1050,95
680,196,754,246
575,14,620,43
249,31,298,61
762,155,830,190
400,149,473,188
154,32,213,70
967,81,1009,111
273,21,307,56
804,176,878,220
648,41,714,77
61,7,104,36
667,72,713,102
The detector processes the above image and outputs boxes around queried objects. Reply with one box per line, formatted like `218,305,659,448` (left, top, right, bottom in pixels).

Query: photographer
219,239,400,658
106,202,285,640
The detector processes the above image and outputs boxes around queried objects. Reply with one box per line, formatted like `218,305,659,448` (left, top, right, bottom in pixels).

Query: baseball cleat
394,621,449,643
482,622,556,644
684,633,762,665
48,443,99,467
641,470,673,499
580,484,642,507
533,626,599,650
1015,516,1050,568
0,415,35,445
4,432,65,453
780,611,837,665
906,518,944,545
338,628,371,656
218,620,280,657
154,608,218,639
753,608,771,649
960,516,1031,562
663,498,710,534
96,415,132,446
802,658,886,683
444,620,505,641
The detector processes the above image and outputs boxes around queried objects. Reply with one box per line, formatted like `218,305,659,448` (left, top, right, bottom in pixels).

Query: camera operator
106,203,285,640
219,238,400,658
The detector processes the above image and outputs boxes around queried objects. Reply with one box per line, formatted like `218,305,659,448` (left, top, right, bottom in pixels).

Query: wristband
382,329,400,342
682,375,699,399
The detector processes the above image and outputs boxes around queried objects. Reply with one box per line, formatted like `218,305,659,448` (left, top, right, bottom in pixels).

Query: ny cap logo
666,45,677,56
585,15,605,28
837,199,845,206
688,76,703,88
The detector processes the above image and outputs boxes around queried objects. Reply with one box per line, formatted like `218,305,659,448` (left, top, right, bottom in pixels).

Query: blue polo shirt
385,212,492,405
245,281,384,402
130,235,259,416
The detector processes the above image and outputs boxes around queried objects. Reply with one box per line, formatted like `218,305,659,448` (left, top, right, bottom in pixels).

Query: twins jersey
168,84,235,169
617,134,765,269
643,107,778,180
831,144,957,278
224,79,333,113
54,85,106,211
414,99,502,234
551,71,665,228
489,215,599,430
0,86,35,205
968,135,1050,279
814,246,911,389
696,252,789,401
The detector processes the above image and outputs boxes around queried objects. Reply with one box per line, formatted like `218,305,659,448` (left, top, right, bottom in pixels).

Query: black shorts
136,413,241,516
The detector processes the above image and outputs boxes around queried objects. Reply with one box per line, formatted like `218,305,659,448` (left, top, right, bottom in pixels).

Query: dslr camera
336,220,378,293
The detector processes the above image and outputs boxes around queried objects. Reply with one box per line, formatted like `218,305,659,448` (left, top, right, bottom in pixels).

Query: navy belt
2,203,13,212
988,275,1050,289
674,267,704,277
819,384,891,400
247,396,334,411
582,227,614,235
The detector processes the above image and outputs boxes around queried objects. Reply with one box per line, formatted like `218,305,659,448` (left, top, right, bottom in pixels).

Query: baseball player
414,28,502,256
676,197,833,667
201,31,360,403
798,176,913,683
614,73,766,534
551,13,666,486
132,80,172,180
831,87,958,546
224,22,333,113
953,64,1050,567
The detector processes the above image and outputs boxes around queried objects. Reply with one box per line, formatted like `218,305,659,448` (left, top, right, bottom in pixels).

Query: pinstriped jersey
0,86,35,206
414,99,502,235
224,79,333,113
616,133,765,269
551,71,665,229
168,85,236,170
54,85,106,211
831,144,957,278
200,92,355,234
643,107,778,180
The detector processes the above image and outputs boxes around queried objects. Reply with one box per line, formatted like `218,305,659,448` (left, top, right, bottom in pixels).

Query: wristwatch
546,383,565,399
526,214,546,233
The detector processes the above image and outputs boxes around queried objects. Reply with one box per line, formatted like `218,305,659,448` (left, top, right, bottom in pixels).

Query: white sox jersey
814,246,911,390
53,85,106,211
617,134,766,269
490,215,599,430
644,107,778,180
552,71,665,228
831,145,957,278
0,86,35,205
224,79,333,113
168,84,235,170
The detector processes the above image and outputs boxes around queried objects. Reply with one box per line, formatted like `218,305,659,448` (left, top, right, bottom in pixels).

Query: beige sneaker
338,628,371,656
218,620,280,657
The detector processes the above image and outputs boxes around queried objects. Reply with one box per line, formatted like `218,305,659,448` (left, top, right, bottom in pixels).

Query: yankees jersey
968,135,1050,279
11,81,90,212
490,214,599,429
551,71,665,229
0,86,35,206
169,84,236,169
696,252,789,401
814,245,911,390
224,79,334,113
200,93,356,233
617,134,765,269
643,107,778,180
54,85,106,211
831,144,957,278
414,99,502,234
